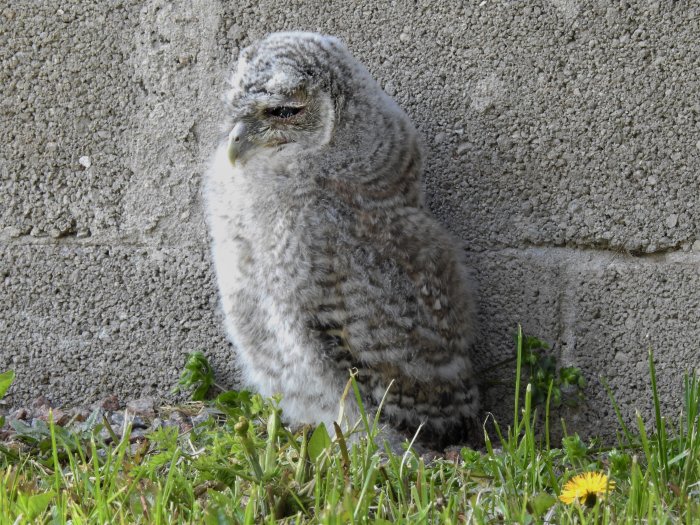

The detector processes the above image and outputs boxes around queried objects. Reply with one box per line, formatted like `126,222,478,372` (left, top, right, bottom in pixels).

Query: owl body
205,32,478,445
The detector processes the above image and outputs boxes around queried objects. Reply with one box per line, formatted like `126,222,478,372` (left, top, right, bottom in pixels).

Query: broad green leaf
0,370,15,399
308,422,331,462
215,390,251,418
528,492,557,517
250,393,265,415
17,491,55,521
216,390,251,407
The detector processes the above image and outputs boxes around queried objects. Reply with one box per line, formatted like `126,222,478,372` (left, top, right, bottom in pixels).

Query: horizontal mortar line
466,245,700,266
513,239,688,259
3,236,699,265
0,236,208,252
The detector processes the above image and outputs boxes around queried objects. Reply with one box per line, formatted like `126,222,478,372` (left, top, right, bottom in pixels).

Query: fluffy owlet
205,32,479,447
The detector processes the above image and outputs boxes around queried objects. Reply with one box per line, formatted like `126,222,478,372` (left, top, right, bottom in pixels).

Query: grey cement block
1,2,142,238
467,248,700,440
0,0,223,244
0,244,233,407
559,253,700,438
4,0,698,251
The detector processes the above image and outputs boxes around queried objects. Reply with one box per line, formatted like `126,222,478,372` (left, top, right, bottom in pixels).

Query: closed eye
265,105,304,119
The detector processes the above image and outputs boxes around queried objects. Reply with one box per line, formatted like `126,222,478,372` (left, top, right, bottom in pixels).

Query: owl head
222,32,421,201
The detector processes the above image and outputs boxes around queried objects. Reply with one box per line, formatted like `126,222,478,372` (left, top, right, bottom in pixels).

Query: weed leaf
16,491,55,521
528,492,557,517
0,370,15,399
308,423,331,462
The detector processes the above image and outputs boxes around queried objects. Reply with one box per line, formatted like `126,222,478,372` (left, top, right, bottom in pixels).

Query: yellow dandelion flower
559,472,615,507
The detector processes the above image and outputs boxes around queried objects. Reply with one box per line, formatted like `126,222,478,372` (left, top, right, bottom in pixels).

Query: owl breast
205,143,360,427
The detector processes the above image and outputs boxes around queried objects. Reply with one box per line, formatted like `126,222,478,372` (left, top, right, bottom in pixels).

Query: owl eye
266,105,304,119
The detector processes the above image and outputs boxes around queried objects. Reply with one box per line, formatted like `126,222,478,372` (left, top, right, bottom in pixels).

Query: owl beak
227,121,250,165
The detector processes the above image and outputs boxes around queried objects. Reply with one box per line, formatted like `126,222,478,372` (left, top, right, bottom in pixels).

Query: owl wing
311,207,478,440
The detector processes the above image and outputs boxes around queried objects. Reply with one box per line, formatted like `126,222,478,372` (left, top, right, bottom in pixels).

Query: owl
204,32,479,448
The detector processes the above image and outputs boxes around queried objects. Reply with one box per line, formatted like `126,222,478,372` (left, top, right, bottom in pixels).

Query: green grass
0,335,698,524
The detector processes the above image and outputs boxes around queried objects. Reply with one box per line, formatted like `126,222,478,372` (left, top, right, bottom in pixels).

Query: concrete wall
2,0,699,438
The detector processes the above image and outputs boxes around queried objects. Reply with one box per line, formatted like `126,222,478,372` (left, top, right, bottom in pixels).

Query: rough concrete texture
1,0,699,439
0,244,229,404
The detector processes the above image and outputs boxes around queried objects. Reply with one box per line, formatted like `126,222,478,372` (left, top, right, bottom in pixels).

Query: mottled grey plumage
205,32,479,446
